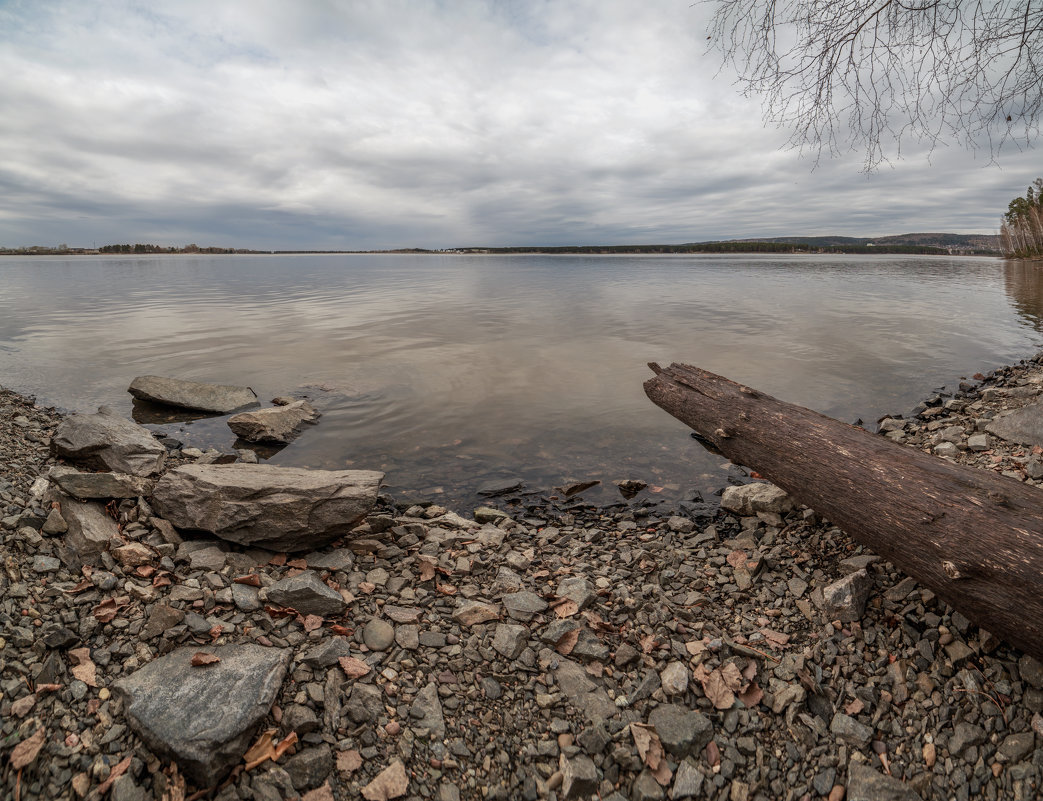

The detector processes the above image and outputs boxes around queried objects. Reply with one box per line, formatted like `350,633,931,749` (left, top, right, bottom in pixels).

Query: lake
2,253,1042,508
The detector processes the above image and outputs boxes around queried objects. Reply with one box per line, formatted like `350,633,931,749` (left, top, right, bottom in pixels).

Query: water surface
1,253,1040,507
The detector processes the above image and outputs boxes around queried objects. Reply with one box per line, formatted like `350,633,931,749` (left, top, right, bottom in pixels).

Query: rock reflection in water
1004,260,1043,332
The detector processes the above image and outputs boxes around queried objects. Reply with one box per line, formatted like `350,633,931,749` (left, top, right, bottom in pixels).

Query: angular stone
52,407,166,476
232,582,262,612
986,400,1043,446
560,753,598,799
60,497,121,562
141,604,185,640
660,662,689,696
452,601,500,626
267,571,346,616
477,478,525,497
648,704,713,757
631,770,664,801
41,507,68,535
557,577,595,610
302,637,354,669
50,467,153,500
228,400,319,444
113,542,154,567
671,759,705,799
151,464,383,552
821,569,873,623
846,761,921,801
114,644,291,785
830,713,873,747
409,682,445,738
501,591,548,622
1019,654,1043,689
128,375,258,414
720,483,793,516
283,744,333,791
949,722,985,755
492,623,529,659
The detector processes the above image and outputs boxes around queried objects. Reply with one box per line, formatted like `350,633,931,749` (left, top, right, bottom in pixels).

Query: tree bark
644,362,1043,662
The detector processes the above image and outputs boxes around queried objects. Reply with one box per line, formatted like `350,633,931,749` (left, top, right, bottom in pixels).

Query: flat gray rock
151,464,383,552
409,681,446,739
267,571,347,616
128,375,259,414
51,406,166,476
228,400,319,444
986,400,1043,446
846,761,921,801
50,466,153,499
52,493,120,562
115,644,291,786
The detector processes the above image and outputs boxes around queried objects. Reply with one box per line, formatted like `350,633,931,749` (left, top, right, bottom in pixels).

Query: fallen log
644,362,1043,662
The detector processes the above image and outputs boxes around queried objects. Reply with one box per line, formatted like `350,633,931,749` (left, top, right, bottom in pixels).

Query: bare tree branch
705,0,1043,170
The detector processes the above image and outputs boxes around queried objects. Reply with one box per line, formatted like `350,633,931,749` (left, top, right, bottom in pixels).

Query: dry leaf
435,583,457,595
160,763,185,801
554,599,579,618
639,633,661,654
35,683,61,694
243,730,297,771
720,662,744,692
68,647,98,687
630,722,667,776
726,550,748,570
701,669,736,710
339,656,372,679
303,615,323,632
760,628,790,647
738,681,764,708
287,558,308,570
336,749,363,775
64,579,92,594
10,727,46,769
190,652,221,667
741,661,757,682
359,581,377,594
208,624,224,640
234,574,262,587
845,698,865,716
330,624,353,636
417,557,437,581
153,574,172,588
685,639,707,658
92,597,129,624
555,629,579,655
135,565,156,578
96,755,131,795
361,759,409,801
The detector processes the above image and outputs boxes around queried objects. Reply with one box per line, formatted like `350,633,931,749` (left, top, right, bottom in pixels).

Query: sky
0,0,1039,251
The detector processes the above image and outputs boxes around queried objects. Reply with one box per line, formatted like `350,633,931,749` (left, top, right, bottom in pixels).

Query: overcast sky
0,0,1039,250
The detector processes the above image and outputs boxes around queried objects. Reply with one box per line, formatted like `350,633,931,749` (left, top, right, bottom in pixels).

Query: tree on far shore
1001,179,1043,258
705,0,1042,171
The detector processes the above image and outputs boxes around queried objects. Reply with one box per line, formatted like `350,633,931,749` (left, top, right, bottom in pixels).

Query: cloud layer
0,0,1039,249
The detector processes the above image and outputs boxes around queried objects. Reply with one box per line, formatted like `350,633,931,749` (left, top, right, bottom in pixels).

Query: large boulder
151,464,384,551
55,494,121,562
49,465,153,499
985,400,1043,446
115,644,290,786
227,400,319,444
51,406,166,477
128,375,259,414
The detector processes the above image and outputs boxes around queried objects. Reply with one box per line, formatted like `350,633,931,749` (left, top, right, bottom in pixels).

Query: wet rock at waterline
115,644,291,786
128,375,259,414
151,463,384,551
227,399,319,444
51,406,166,476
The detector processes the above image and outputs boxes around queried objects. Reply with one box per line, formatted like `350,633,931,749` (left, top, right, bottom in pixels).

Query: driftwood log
644,362,1043,662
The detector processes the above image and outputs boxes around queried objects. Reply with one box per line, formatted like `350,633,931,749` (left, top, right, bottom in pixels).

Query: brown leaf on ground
555,629,579,655
68,647,98,687
330,624,353,636
738,681,764,708
630,723,667,774
845,698,865,715
417,556,437,581
71,773,90,798
190,652,221,667
760,628,790,647
702,669,736,710
303,615,324,632
726,550,747,570
11,694,36,717
160,763,186,801
639,633,661,653
436,583,457,595
553,598,579,618
96,755,132,795
720,662,744,692
339,656,372,679
302,783,334,801
92,597,130,623
64,578,92,594
10,727,46,769
233,574,262,587
686,639,708,658
358,581,377,594
287,558,308,570
135,565,156,578
741,661,757,682
336,749,363,775
361,759,409,801
208,625,224,641
35,683,61,694
153,574,172,588
243,730,298,771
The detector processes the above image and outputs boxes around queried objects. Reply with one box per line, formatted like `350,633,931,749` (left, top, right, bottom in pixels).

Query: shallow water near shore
2,253,1042,507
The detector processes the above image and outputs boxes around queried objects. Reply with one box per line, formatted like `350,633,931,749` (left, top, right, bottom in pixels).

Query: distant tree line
98,243,250,254
459,242,979,256
1001,180,1043,259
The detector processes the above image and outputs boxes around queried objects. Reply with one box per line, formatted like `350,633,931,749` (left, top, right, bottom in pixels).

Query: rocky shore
3,361,1043,801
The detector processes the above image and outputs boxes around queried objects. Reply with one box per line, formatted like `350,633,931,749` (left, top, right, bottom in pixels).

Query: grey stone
949,722,986,755
631,770,664,801
302,637,354,669
560,753,598,799
452,601,500,626
114,644,290,786
231,582,262,612
128,375,258,413
647,704,713,757
671,759,704,799
32,555,60,572
59,497,121,562
267,571,346,616
282,744,333,791
282,704,320,735
986,400,1043,446
363,618,395,651
50,466,153,499
51,407,166,476
477,477,525,496
305,548,355,571
152,464,383,551
554,659,618,723
110,776,147,801
1019,654,1043,689
660,662,689,696
140,604,185,640
571,629,610,662
821,569,873,622
501,591,548,622
410,682,446,738
846,761,921,801
967,433,990,451
998,732,1036,763
540,619,581,644
557,577,595,610
227,400,319,444
346,684,383,723
720,482,793,516
492,623,529,659
830,713,873,747
41,507,68,535
396,625,419,650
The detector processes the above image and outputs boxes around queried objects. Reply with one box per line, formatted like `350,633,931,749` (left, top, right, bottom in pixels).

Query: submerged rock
128,375,259,414
51,406,166,476
227,399,319,444
151,463,383,551
115,644,291,786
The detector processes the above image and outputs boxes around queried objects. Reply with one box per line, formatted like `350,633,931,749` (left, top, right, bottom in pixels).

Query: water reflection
1004,260,1043,332
0,253,1040,507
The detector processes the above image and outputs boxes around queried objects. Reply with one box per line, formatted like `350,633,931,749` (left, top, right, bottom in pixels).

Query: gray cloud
0,0,1038,249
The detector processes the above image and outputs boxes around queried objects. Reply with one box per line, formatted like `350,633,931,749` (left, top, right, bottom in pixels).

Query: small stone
846,761,920,801
363,619,395,651
997,732,1035,763
830,713,873,748
41,507,68,535
671,759,704,799
1019,654,1043,689
32,555,61,573
452,601,500,626
560,754,598,799
949,722,986,756
501,591,548,622
660,662,689,696
267,571,346,616
492,623,529,659
556,577,595,610
631,770,665,801
648,704,713,757
820,569,873,622
409,682,446,739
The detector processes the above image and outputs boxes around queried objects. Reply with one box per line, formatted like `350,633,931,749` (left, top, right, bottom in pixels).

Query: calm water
2,253,1042,507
